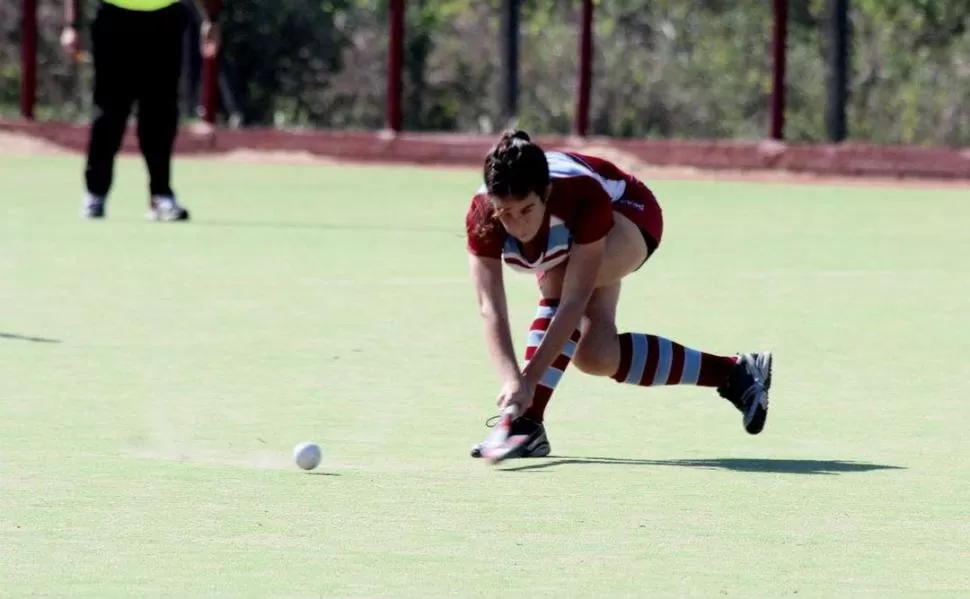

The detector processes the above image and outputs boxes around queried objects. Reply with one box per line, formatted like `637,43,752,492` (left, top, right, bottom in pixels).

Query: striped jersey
465,151,635,273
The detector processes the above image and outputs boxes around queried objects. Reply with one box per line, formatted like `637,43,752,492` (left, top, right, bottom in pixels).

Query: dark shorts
612,180,663,270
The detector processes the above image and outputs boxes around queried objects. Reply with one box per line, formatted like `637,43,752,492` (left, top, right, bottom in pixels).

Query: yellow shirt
103,0,179,11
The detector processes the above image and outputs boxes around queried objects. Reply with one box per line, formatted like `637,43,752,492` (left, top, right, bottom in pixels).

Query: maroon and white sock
523,299,582,423
611,333,736,388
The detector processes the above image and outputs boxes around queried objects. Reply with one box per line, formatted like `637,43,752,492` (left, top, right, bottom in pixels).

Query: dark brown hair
468,129,549,240
483,129,549,200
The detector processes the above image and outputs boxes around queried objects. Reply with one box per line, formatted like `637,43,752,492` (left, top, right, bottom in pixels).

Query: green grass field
1,153,969,597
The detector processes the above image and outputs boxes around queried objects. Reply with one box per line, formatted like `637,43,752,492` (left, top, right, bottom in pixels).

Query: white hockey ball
293,442,322,471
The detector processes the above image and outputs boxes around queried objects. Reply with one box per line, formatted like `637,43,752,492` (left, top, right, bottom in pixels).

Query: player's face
491,193,546,243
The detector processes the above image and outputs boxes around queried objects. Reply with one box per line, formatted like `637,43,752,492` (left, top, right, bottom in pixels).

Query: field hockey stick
480,404,531,465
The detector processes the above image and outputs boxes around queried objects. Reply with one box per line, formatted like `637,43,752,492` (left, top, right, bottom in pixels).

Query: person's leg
518,301,582,425
82,4,137,218
571,212,772,435
469,296,582,459
522,210,648,418
136,3,189,220
585,306,771,435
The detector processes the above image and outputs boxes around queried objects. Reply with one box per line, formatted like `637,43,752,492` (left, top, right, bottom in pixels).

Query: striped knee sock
523,299,582,423
611,332,736,388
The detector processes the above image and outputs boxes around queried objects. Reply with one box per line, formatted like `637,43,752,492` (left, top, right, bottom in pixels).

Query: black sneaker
148,195,190,222
469,415,551,459
81,194,106,219
717,352,773,435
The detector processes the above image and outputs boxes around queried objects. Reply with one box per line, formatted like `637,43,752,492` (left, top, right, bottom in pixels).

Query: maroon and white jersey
465,151,637,273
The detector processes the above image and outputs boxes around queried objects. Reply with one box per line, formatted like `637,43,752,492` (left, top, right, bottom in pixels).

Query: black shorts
634,227,660,271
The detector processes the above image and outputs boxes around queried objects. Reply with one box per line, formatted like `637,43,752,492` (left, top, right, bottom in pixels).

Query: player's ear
542,183,552,202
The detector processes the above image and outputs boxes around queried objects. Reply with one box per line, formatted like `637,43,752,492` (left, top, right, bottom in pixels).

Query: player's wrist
519,364,543,387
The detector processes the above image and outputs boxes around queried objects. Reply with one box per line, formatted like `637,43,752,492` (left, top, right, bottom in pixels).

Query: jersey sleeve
569,176,614,244
465,193,504,258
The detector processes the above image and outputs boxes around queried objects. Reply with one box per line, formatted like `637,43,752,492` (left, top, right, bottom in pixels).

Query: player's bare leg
536,212,772,435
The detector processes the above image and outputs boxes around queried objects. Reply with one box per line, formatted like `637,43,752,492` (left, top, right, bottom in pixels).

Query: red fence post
770,0,787,140
573,0,593,137
201,52,219,124
21,0,38,120
386,0,405,133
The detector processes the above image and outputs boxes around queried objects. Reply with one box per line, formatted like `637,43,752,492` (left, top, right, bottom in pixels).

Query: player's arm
521,238,604,384
192,0,223,57
521,176,610,384
60,0,80,58
469,254,522,386
64,0,78,27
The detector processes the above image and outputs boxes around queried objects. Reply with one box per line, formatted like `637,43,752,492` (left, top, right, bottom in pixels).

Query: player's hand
496,376,535,414
201,20,220,57
60,27,79,58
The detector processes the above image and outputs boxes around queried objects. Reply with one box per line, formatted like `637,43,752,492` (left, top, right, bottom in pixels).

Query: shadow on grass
306,471,341,477
0,332,61,344
500,456,905,476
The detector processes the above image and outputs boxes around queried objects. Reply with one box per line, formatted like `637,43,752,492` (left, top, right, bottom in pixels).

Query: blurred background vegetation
2,0,968,144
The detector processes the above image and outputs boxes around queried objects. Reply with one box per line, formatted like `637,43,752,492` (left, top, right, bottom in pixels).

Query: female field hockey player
465,130,773,461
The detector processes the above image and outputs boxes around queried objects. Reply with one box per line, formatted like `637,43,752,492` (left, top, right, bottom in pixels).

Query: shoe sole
81,206,105,219
743,352,773,435
470,437,550,459
482,434,532,464
147,209,191,222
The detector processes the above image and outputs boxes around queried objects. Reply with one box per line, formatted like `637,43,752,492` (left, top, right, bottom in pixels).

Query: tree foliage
2,0,968,144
